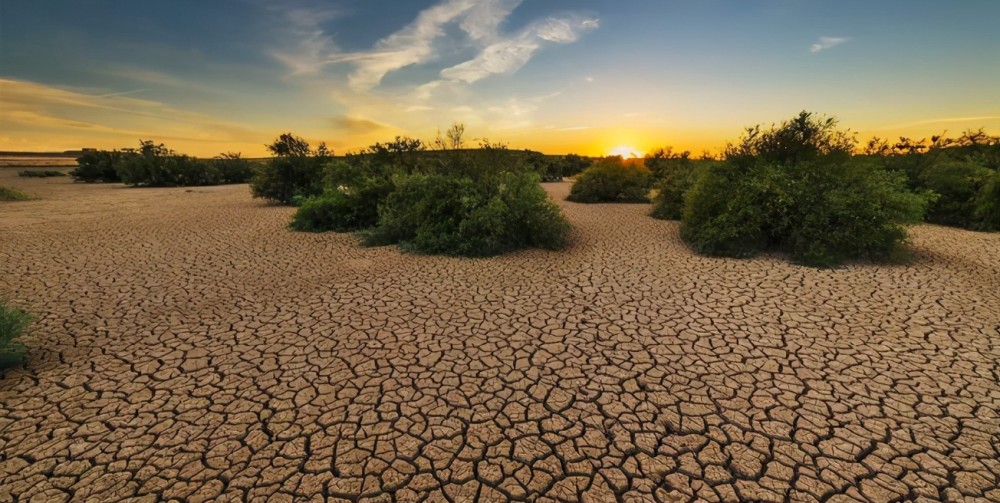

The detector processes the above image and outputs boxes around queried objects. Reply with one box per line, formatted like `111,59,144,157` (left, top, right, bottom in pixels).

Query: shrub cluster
566,156,651,203
364,171,568,256
0,301,32,370
250,133,329,204
287,134,571,257
72,150,124,182
870,131,1000,231
18,170,67,178
680,112,929,267
71,142,253,186
646,148,716,220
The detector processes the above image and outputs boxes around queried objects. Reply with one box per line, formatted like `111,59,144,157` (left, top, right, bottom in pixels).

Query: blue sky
1,0,998,156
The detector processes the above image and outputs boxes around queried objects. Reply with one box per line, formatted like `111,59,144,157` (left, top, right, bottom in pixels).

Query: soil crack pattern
1,174,998,502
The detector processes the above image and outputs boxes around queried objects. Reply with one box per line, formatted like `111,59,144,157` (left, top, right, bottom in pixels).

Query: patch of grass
0,301,32,370
0,186,32,201
18,170,67,178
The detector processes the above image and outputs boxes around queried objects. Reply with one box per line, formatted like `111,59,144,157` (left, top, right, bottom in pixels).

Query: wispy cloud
882,115,1000,130
810,36,849,53
440,16,598,84
330,116,392,134
271,0,598,92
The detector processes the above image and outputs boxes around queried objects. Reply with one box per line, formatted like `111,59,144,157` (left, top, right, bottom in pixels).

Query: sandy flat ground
1,169,998,502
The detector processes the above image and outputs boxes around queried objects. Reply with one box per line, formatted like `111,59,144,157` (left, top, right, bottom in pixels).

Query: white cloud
271,0,598,91
810,36,849,53
440,15,599,84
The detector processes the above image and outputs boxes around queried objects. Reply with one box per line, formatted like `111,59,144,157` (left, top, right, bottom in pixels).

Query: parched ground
1,170,998,503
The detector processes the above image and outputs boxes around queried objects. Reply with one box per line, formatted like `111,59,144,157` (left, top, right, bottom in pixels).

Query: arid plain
1,170,998,502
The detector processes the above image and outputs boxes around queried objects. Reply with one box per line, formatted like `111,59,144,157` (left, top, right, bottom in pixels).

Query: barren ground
1,169,998,502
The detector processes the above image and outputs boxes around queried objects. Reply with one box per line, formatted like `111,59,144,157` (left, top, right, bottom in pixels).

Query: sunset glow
1,1,998,156
608,146,643,159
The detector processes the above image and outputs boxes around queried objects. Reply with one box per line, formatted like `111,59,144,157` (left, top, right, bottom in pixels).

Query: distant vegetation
277,126,571,257
0,187,31,201
72,141,255,186
566,156,651,203
18,170,67,178
863,130,1000,231
0,300,32,370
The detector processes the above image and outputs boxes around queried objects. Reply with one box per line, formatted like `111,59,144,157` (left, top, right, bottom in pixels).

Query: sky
1,0,999,157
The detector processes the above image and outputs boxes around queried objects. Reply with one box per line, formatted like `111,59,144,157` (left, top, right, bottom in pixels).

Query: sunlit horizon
1,1,998,158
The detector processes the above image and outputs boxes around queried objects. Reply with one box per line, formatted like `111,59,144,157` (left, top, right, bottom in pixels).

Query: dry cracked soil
1,170,998,502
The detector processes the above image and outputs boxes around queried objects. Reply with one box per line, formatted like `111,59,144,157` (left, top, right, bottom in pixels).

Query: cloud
0,78,267,153
271,0,598,91
810,36,849,53
330,116,391,134
882,115,1000,130
439,16,598,84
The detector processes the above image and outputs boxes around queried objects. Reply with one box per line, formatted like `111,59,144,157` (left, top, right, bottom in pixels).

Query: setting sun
608,145,643,158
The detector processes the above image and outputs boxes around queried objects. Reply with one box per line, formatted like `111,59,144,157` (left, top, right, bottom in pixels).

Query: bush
680,112,929,267
290,175,394,233
560,154,592,178
0,187,31,201
365,171,569,256
72,150,125,182
566,157,651,203
212,153,255,184
650,163,706,221
118,152,222,187
18,170,67,178
919,158,993,228
0,301,32,369
250,133,329,204
972,171,1000,231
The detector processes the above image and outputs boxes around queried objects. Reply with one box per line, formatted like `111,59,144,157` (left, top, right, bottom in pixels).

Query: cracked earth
1,171,998,502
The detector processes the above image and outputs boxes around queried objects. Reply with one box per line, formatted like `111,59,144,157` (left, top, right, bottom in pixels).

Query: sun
608,145,643,158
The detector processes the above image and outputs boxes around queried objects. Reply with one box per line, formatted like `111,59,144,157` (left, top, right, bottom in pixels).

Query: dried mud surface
1,170,998,502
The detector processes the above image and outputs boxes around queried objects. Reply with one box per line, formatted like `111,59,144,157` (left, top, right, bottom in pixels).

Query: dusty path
1,170,998,502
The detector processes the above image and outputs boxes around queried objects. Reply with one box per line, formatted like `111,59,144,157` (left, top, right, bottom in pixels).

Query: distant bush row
18,170,67,178
254,130,572,257
72,141,255,186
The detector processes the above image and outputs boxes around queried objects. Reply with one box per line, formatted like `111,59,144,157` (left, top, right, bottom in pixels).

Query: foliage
365,171,569,256
0,300,32,369
650,168,703,220
567,156,651,203
290,164,395,232
680,112,929,267
872,129,1000,231
559,154,592,178
211,153,255,184
117,142,222,186
18,170,67,178
972,171,1000,231
0,187,32,201
72,150,126,182
919,159,993,227
250,133,330,204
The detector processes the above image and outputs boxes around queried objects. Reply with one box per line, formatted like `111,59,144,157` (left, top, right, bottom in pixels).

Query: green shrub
0,187,31,201
117,152,222,187
212,153,255,184
560,154,592,177
0,301,32,369
650,166,704,220
681,112,929,267
72,150,126,182
365,171,569,256
972,171,1000,231
567,157,651,203
290,177,394,233
919,158,993,228
250,133,329,204
18,170,67,178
